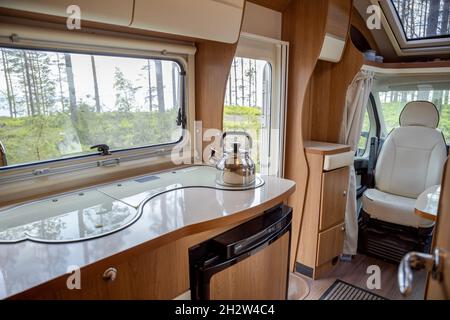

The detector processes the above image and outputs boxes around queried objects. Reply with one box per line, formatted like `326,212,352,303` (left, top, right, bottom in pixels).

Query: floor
289,254,428,300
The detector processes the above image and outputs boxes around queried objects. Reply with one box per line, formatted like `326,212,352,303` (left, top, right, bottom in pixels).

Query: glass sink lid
0,190,139,243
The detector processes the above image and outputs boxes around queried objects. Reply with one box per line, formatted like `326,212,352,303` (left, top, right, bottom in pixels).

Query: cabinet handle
102,267,117,282
343,191,347,197
341,226,346,232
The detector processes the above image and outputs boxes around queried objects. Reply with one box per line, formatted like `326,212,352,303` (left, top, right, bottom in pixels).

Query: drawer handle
343,191,347,197
341,226,346,232
102,267,117,282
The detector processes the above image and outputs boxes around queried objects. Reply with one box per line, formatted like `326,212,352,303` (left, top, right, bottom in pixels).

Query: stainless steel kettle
211,131,256,187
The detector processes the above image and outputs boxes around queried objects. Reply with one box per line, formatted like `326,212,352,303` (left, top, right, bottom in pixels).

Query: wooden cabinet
320,167,349,231
317,222,346,266
296,141,352,279
11,229,234,300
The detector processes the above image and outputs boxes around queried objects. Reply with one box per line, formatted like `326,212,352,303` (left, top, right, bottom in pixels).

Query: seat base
362,189,434,228
358,212,433,264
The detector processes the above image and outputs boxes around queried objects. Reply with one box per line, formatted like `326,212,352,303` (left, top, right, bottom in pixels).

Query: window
376,88,450,141
0,47,184,168
357,105,372,157
379,0,450,55
391,0,450,40
223,57,272,174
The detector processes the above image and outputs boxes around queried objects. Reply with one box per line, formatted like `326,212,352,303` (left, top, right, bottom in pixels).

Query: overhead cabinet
0,0,134,26
0,0,245,44
132,0,245,43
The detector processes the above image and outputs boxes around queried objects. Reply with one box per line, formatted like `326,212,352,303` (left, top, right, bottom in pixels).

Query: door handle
398,249,446,296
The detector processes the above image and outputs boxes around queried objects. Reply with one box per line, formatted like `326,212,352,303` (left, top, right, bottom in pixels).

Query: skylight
391,0,450,40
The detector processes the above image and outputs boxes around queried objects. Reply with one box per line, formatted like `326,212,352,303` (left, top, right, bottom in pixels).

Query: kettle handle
221,131,253,150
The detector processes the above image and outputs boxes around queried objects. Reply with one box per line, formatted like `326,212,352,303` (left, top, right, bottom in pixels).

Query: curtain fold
340,69,375,256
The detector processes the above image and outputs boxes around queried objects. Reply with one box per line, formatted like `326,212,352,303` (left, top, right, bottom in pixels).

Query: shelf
364,59,450,69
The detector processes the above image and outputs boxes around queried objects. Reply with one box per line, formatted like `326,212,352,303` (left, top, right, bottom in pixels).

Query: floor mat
319,280,387,300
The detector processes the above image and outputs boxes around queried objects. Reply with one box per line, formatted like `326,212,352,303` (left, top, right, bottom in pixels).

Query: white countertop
0,166,295,299
415,185,440,221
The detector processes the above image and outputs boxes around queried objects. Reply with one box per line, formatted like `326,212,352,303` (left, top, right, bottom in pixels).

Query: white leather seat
362,101,447,229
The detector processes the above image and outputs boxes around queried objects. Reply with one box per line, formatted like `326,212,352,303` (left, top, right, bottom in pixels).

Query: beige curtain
340,69,375,256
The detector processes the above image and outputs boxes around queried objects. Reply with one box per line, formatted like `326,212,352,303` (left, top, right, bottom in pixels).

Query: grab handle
221,131,253,151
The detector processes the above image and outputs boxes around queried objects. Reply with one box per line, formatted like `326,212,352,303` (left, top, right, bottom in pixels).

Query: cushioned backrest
375,126,447,198
400,101,439,128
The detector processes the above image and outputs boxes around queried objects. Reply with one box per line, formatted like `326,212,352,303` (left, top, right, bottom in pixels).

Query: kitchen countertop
0,166,295,299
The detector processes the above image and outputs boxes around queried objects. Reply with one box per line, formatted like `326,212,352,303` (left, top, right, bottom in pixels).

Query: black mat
319,280,387,300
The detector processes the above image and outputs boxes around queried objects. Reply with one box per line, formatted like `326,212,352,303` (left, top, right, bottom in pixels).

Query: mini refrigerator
189,205,292,300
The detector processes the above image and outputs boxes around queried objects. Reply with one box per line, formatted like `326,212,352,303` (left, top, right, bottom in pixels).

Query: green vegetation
381,102,450,140
223,105,262,171
0,109,179,165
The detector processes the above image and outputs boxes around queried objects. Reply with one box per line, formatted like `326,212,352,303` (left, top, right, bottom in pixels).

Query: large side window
376,88,450,141
0,47,184,168
223,57,272,174
222,35,288,177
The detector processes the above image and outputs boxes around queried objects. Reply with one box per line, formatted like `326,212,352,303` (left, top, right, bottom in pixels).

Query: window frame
390,0,450,41
375,0,450,56
0,21,197,185
0,46,189,173
230,33,289,177
357,93,381,159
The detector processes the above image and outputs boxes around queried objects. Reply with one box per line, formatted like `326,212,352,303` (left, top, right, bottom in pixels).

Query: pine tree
91,55,101,112
55,53,67,112
426,0,441,37
64,53,78,125
1,49,16,117
113,68,139,113
142,60,156,112
155,60,165,112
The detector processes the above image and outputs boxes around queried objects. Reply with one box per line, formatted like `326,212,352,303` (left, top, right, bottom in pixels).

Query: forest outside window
223,57,273,174
376,87,450,140
0,47,184,168
391,0,450,40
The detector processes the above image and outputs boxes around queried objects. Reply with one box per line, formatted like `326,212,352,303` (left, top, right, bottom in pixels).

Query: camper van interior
0,0,449,303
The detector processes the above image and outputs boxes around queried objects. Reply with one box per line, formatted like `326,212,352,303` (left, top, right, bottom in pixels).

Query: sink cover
0,190,139,243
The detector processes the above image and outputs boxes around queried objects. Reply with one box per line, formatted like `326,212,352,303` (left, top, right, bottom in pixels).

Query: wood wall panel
427,158,450,300
248,0,292,12
283,0,355,271
326,0,352,39
195,40,238,152
282,0,329,271
305,38,364,142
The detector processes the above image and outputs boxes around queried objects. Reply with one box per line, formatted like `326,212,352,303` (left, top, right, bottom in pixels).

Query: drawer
323,151,354,171
316,223,345,266
319,166,349,231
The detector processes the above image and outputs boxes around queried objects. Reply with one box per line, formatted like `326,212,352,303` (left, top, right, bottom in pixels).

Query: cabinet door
319,167,349,231
316,223,346,266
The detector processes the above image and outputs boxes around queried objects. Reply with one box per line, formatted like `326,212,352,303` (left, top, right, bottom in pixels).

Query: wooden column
195,41,238,152
282,0,329,270
282,0,356,270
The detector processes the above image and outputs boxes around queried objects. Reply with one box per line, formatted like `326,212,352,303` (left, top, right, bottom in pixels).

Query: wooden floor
290,254,427,300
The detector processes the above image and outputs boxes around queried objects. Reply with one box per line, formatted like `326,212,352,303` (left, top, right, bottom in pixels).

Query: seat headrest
399,101,439,128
